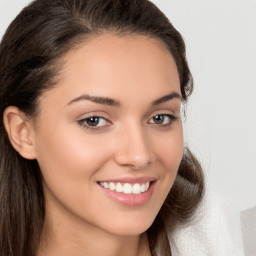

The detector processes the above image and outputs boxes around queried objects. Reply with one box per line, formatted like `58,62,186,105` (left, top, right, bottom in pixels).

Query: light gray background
1,0,255,213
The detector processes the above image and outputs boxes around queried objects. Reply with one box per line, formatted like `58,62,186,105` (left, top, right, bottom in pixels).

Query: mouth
97,178,156,206
98,181,152,195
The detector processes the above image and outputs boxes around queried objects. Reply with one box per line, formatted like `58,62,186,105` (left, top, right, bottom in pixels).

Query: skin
4,34,183,256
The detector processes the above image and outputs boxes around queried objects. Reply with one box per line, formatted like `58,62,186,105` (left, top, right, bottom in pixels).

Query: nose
113,122,155,170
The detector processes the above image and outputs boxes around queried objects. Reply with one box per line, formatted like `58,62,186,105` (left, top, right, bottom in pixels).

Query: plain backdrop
0,0,255,213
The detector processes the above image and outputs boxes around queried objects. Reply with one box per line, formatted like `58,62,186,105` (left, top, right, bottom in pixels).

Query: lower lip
98,182,156,206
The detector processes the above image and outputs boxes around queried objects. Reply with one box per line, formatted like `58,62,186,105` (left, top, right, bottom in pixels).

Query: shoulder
169,191,245,256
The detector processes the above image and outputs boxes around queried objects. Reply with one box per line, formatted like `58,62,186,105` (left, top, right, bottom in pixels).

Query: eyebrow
151,92,182,106
67,95,121,107
67,92,181,107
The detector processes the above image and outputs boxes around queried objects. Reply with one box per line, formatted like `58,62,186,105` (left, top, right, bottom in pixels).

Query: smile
97,177,156,206
99,181,150,195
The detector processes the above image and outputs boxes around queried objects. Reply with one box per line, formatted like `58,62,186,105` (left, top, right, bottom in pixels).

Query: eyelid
148,108,179,118
76,109,179,132
76,110,112,120
147,113,178,128
77,115,112,132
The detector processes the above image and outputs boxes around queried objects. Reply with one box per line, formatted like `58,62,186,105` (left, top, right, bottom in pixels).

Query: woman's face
32,34,183,236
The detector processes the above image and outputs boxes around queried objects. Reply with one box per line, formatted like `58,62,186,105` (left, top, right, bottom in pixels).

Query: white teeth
145,181,150,191
103,182,109,189
133,183,141,194
99,181,151,194
123,183,133,194
109,182,115,190
116,183,123,192
141,183,146,193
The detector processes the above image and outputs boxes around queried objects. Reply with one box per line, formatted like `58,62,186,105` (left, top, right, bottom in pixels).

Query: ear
3,106,37,160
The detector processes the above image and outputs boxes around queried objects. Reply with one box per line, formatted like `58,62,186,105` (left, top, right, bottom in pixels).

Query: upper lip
98,176,157,184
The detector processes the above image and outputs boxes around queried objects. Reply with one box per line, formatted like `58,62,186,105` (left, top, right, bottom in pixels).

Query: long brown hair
0,0,204,255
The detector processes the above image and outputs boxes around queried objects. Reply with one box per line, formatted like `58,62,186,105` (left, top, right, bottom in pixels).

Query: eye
148,114,177,126
78,116,110,129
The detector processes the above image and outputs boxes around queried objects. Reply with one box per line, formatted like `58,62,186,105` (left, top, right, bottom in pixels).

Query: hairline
31,31,180,121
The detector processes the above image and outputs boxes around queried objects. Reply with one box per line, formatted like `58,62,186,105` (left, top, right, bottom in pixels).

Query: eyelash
148,114,177,128
78,116,111,131
77,114,177,131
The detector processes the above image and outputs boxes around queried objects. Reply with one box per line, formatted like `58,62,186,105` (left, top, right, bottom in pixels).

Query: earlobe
3,106,37,160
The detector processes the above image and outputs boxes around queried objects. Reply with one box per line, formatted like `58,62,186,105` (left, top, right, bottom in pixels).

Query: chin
101,213,156,237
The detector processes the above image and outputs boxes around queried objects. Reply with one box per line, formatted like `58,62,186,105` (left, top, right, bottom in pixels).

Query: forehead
41,34,180,108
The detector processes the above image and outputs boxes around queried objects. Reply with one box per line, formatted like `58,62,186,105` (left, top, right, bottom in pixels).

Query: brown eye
153,115,165,124
78,116,109,128
149,114,177,126
86,117,100,126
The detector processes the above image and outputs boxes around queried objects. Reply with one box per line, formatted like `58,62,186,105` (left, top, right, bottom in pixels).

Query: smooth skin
4,34,183,256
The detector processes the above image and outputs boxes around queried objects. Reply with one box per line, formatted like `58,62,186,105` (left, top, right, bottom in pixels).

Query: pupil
153,115,164,124
87,117,99,126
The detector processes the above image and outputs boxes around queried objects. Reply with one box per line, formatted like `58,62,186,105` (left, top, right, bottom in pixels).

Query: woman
0,0,204,255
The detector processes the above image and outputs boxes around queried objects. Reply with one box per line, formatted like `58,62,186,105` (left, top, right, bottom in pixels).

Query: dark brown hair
0,0,204,255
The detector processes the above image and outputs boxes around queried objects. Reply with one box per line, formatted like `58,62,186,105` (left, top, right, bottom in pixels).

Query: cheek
34,123,116,218
35,123,109,173
149,124,183,207
154,125,183,172
34,122,115,203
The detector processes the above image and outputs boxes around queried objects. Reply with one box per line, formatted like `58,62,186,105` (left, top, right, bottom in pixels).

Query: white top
169,192,245,256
